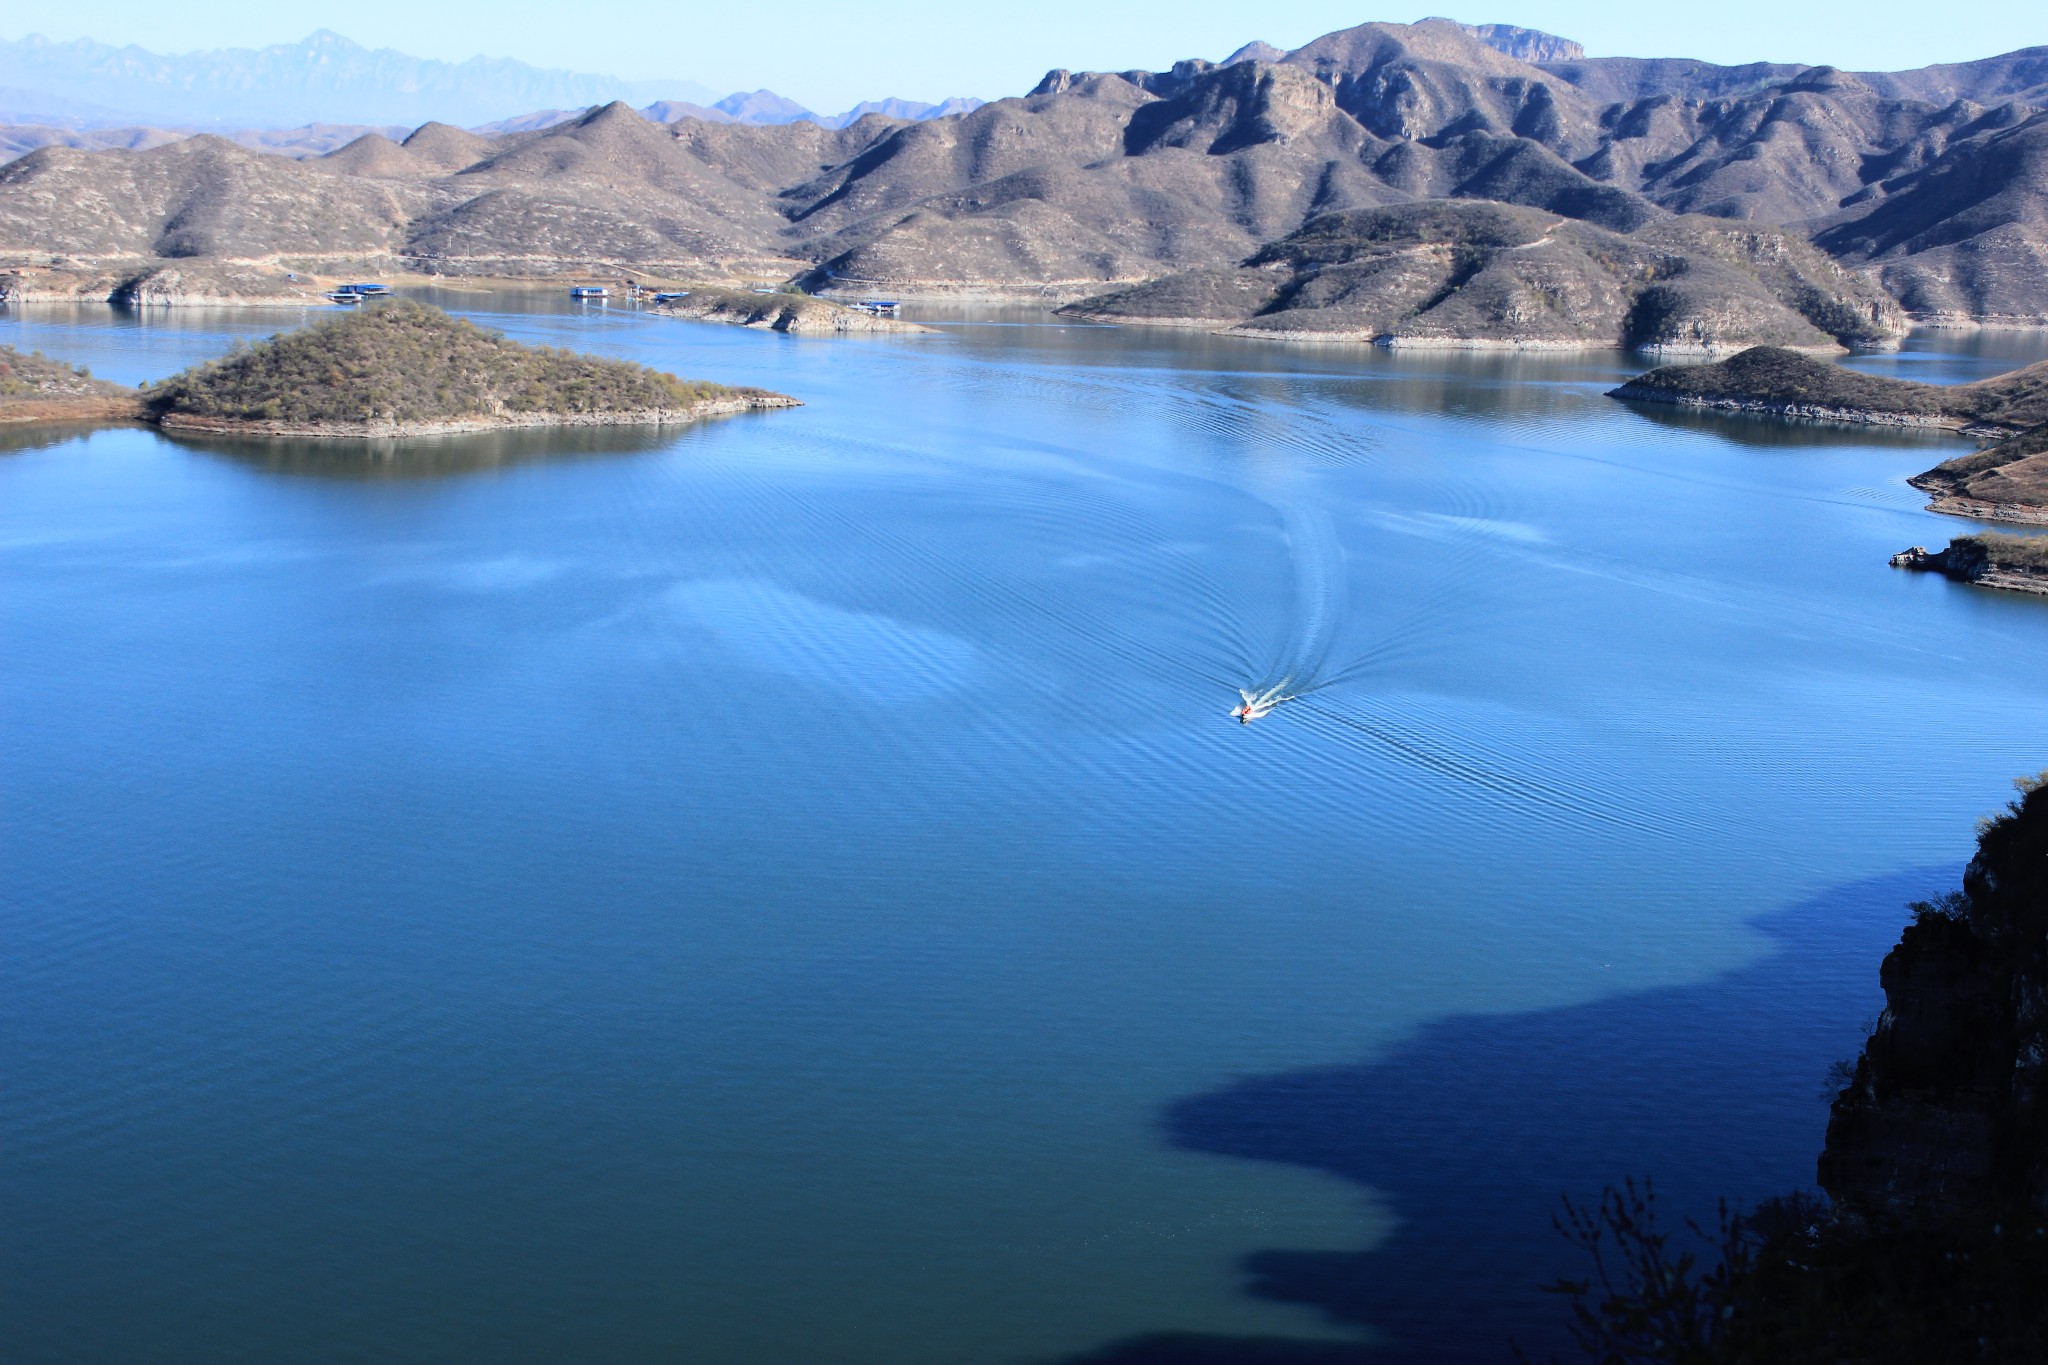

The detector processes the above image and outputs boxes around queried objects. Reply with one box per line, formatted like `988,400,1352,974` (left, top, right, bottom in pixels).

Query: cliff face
1821,777,2048,1228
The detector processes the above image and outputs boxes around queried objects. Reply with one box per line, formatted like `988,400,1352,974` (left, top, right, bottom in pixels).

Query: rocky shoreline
153,393,799,440
647,286,931,334
1609,346,2048,436
1890,535,2048,596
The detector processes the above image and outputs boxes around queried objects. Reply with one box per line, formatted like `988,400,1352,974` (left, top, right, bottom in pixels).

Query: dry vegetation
146,300,782,427
0,344,143,424
0,345,124,399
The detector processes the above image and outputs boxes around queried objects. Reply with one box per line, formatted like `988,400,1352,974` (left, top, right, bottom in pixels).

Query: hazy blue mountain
711,90,818,124
0,30,722,128
0,83,151,127
813,96,985,129
474,94,987,136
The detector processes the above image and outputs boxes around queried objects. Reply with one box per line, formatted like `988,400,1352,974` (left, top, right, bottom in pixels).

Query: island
142,300,796,437
0,345,143,425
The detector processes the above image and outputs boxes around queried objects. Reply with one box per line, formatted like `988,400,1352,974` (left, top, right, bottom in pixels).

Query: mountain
469,93,984,138
814,97,985,130
1062,202,1904,352
2,18,2046,331
0,30,721,128
712,90,817,125
1456,22,1584,64
1,121,410,163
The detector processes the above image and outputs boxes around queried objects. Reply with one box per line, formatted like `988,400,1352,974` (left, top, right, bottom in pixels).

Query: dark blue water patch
1065,871,1935,1365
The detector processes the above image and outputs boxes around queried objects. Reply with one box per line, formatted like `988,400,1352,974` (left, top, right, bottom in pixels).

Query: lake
4,297,2047,1364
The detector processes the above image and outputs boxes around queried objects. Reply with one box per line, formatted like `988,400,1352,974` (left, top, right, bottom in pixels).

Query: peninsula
644,286,932,335
1909,425,2048,527
142,300,796,438
1891,534,2048,596
0,345,142,424
1608,347,2048,433
1608,346,2048,592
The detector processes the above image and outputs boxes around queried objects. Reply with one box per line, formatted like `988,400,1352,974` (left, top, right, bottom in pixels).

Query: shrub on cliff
1543,776,2048,1364
146,300,757,425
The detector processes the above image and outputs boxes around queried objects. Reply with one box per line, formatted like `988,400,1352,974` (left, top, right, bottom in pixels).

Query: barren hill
1060,202,1903,351
0,19,2045,326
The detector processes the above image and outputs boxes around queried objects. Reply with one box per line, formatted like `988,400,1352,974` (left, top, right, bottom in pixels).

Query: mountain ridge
0,30,980,135
2,19,2045,332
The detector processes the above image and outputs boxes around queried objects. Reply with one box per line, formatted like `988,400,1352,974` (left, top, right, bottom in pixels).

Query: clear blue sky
8,2,2043,112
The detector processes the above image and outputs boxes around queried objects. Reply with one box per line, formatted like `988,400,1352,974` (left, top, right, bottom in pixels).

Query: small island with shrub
142,299,796,437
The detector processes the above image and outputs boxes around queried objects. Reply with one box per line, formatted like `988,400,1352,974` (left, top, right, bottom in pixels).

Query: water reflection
0,419,142,457
1617,401,1967,453
158,422,691,480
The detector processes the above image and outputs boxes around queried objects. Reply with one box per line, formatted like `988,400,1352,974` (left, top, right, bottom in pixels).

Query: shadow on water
1614,401,1969,454
1058,871,1939,1365
156,421,696,480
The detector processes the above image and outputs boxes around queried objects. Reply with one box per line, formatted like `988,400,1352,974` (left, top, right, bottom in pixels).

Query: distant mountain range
0,30,978,131
2,17,2046,337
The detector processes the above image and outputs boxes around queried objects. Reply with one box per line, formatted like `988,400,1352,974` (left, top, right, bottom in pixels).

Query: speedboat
1231,684,1293,724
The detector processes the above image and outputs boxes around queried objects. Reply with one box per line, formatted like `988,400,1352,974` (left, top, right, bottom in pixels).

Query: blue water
4,298,2047,1364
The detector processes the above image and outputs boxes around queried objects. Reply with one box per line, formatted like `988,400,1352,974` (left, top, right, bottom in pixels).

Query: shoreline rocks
153,392,798,440
1890,535,2048,596
647,285,932,334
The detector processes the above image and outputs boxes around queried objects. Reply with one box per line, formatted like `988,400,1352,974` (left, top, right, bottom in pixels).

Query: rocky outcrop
1611,346,2048,431
1821,775,2048,1225
1911,424,2048,525
1889,534,2048,595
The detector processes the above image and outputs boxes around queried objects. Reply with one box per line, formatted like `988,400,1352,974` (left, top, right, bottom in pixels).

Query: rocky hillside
144,300,793,435
1059,200,1903,351
1822,774,2048,1223
1610,346,2048,430
0,20,2044,323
